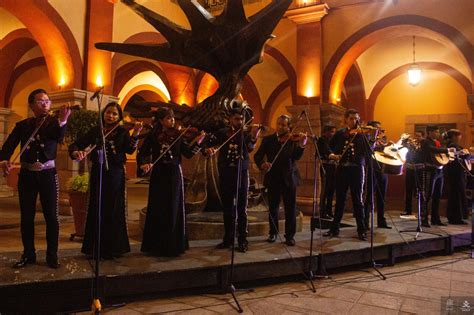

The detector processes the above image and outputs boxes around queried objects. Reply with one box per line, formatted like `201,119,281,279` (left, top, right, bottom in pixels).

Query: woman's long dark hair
152,107,174,133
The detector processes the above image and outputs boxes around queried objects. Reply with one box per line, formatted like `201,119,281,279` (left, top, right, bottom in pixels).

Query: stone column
0,108,14,197
285,3,329,213
48,89,119,214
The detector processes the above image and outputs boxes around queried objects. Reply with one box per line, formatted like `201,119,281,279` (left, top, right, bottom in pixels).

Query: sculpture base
139,204,304,240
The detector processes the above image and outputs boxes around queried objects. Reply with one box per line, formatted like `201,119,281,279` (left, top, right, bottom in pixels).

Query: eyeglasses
35,100,52,106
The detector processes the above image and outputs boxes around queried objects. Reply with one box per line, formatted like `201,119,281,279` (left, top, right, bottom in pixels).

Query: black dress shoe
267,234,277,243
421,221,431,228
358,232,368,241
285,238,296,246
238,240,248,253
321,213,333,220
378,223,392,229
431,221,447,226
13,255,36,268
216,241,232,249
46,257,60,269
323,231,339,237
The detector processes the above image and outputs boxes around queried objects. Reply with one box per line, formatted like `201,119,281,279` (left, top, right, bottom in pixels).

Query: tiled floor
74,252,474,314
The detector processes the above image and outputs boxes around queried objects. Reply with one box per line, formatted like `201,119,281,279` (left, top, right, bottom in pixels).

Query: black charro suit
0,116,66,261
254,133,304,240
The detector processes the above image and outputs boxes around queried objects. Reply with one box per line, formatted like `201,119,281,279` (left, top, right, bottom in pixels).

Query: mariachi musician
317,125,337,219
69,102,143,259
324,109,368,241
0,88,71,269
208,100,260,253
402,130,425,216
138,107,204,257
444,129,470,225
363,121,391,229
421,125,454,227
254,114,307,246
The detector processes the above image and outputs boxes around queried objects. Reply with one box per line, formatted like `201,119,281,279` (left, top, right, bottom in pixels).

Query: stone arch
0,29,38,107
367,62,472,120
323,15,474,104
114,61,170,97
1,0,83,89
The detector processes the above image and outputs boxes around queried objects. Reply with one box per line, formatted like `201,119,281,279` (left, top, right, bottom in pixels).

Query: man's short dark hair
323,125,336,133
344,108,359,118
277,114,291,126
415,130,425,137
28,88,48,104
367,120,381,127
426,125,439,133
446,129,461,139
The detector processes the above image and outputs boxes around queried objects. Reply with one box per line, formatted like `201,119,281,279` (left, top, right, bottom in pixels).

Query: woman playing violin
138,107,204,257
69,102,143,259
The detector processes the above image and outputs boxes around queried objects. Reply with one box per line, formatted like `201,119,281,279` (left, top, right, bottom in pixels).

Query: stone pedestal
320,103,345,128
48,88,119,111
0,108,14,197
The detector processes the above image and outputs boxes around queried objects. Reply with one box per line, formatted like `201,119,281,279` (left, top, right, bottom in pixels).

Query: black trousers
219,166,249,244
364,170,388,226
18,168,59,259
404,168,424,214
423,167,444,223
319,164,336,216
330,165,366,234
266,178,297,240
446,168,468,223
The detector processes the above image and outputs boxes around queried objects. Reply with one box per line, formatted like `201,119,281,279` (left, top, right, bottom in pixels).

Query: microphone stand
91,88,108,313
225,108,252,313
360,129,386,280
300,111,330,285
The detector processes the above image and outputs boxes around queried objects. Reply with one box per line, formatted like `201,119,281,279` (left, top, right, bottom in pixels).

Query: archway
323,15,474,104
1,0,82,88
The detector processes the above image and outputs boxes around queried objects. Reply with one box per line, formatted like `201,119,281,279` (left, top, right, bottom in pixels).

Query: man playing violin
421,125,455,227
254,114,307,246
363,121,391,230
208,100,260,253
0,88,71,269
324,108,368,241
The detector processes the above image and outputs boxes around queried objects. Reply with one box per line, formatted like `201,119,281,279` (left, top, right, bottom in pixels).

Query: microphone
90,86,104,101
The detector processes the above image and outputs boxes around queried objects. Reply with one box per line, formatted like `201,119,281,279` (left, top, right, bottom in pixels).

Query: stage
0,213,471,313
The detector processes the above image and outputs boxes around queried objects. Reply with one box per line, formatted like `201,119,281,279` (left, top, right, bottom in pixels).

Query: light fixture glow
407,36,422,86
58,75,66,89
96,75,103,88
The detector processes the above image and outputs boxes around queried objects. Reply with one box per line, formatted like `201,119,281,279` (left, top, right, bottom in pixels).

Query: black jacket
254,133,304,187
214,127,256,170
421,137,448,165
330,128,367,166
0,116,66,163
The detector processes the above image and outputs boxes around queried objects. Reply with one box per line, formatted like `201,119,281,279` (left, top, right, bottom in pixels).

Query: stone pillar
48,89,119,214
285,4,329,213
320,102,346,129
0,108,14,197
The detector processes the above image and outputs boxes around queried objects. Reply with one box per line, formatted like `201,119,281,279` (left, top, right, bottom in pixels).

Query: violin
157,126,206,144
347,125,378,135
122,120,153,131
278,132,308,143
48,104,82,116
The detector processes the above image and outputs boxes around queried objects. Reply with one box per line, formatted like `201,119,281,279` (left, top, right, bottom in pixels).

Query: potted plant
64,109,97,240
67,173,89,240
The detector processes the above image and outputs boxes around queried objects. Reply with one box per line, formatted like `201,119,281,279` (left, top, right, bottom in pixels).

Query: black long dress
137,129,200,256
69,126,138,257
445,142,469,224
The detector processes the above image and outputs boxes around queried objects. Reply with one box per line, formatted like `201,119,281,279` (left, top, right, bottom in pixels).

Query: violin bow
76,121,123,161
143,126,193,175
265,111,306,174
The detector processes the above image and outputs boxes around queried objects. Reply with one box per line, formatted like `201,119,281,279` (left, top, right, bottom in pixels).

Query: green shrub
67,173,89,193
